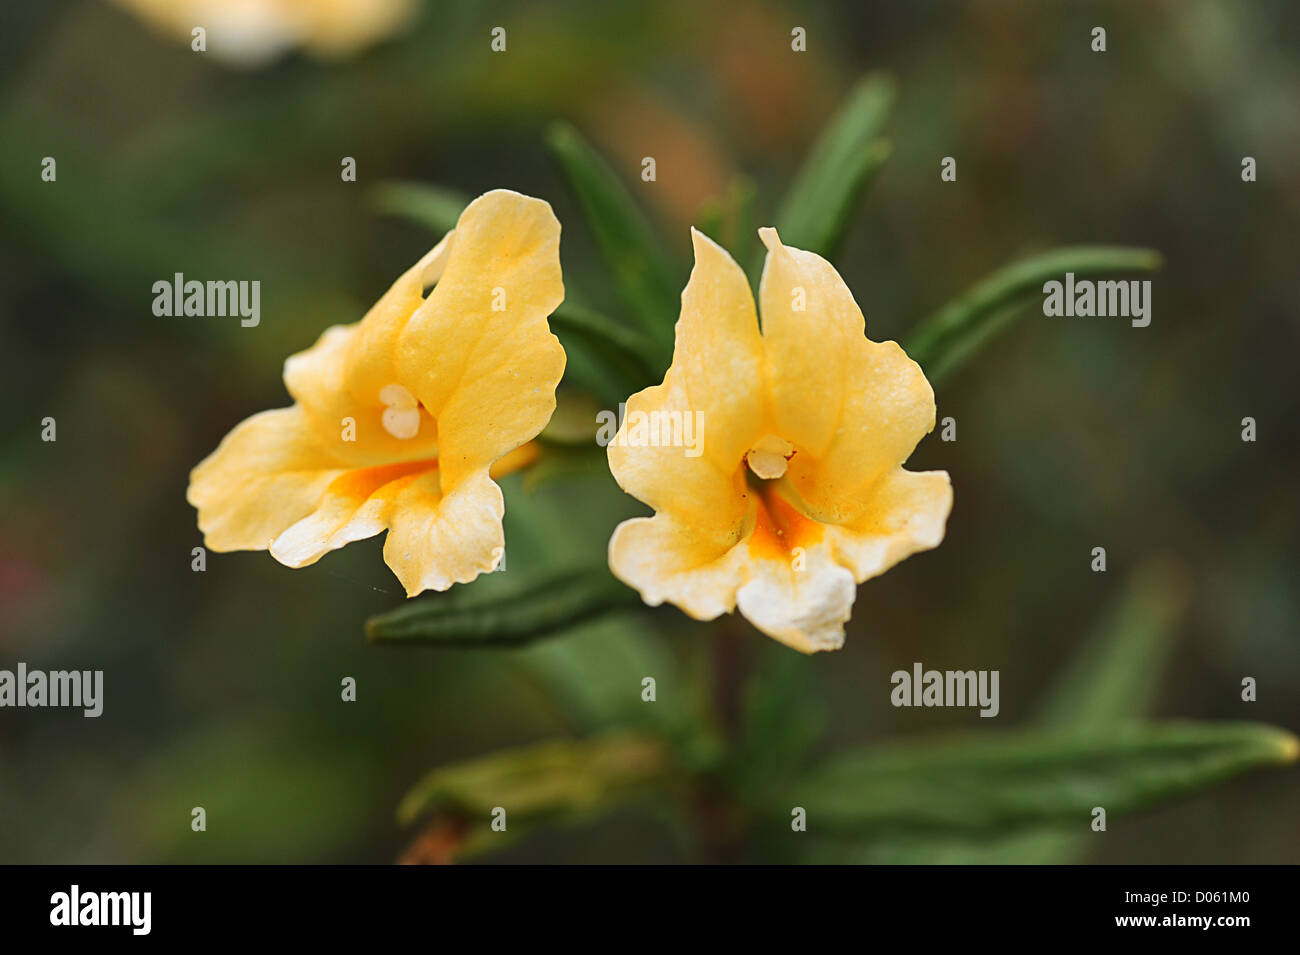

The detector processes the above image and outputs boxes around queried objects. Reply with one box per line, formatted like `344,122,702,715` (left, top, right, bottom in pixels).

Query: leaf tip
1138,248,1165,271
1278,730,1300,764
543,120,580,156
856,71,898,104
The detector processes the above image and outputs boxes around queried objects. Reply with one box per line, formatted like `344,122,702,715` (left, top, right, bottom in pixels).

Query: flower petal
267,462,508,595
381,470,506,596
757,228,937,523
397,189,566,490
283,240,449,467
188,406,346,552
663,229,766,468
735,546,857,653
608,513,750,621
609,509,859,654
826,467,953,580
344,236,452,405
607,229,763,533
267,459,433,568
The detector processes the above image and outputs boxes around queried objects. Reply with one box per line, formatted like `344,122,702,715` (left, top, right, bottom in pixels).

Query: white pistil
746,435,795,480
380,383,420,439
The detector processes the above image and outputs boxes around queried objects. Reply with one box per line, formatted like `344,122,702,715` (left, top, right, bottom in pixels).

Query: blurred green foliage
365,78,1287,864
2,0,1297,864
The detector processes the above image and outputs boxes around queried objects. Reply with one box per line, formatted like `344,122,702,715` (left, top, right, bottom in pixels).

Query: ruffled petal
187,406,347,552
267,461,510,595
381,469,506,596
609,507,860,654
397,190,566,491
826,468,953,579
757,228,937,524
735,546,857,653
607,513,750,621
344,236,451,404
659,229,766,470
267,459,433,568
607,229,764,536
283,240,448,467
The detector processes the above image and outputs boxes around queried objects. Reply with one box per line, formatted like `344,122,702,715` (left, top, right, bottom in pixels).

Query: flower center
745,434,795,480
379,383,421,440
747,480,824,559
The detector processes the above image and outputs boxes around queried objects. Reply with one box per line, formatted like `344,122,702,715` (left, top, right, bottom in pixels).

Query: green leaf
734,640,828,784
549,302,662,404
1036,560,1190,731
768,721,1297,862
695,200,724,247
544,122,681,362
365,566,641,647
696,175,758,267
906,245,1164,385
479,475,700,740
511,618,681,732
880,563,1192,864
522,443,609,492
367,180,469,235
539,388,607,445
397,732,674,860
765,74,895,264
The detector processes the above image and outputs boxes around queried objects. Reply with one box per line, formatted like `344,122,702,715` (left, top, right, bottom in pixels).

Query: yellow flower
607,228,952,653
110,0,416,65
188,190,565,595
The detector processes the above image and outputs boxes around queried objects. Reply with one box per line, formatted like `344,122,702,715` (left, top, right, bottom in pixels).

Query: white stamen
746,435,795,480
382,406,421,440
379,383,417,409
379,383,420,439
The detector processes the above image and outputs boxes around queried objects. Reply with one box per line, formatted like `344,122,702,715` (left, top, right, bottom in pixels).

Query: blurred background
1,0,1297,863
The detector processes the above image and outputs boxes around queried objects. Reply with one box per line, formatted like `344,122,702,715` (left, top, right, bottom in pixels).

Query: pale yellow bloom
110,0,415,65
188,190,565,595
607,228,952,653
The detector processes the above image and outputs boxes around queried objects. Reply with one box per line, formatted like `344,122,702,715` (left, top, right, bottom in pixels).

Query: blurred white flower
110,0,417,66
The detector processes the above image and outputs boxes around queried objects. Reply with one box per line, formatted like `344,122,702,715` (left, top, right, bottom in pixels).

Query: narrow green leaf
522,443,609,491
694,198,725,247
549,302,663,403
544,122,681,362
696,175,758,267
767,74,895,262
512,617,693,739
366,566,641,646
879,563,1193,864
490,472,697,739
734,641,828,784
397,732,674,860
399,732,671,824
906,245,1163,385
1036,560,1190,731
368,180,469,235
539,388,607,445
768,721,1296,857
725,177,758,266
